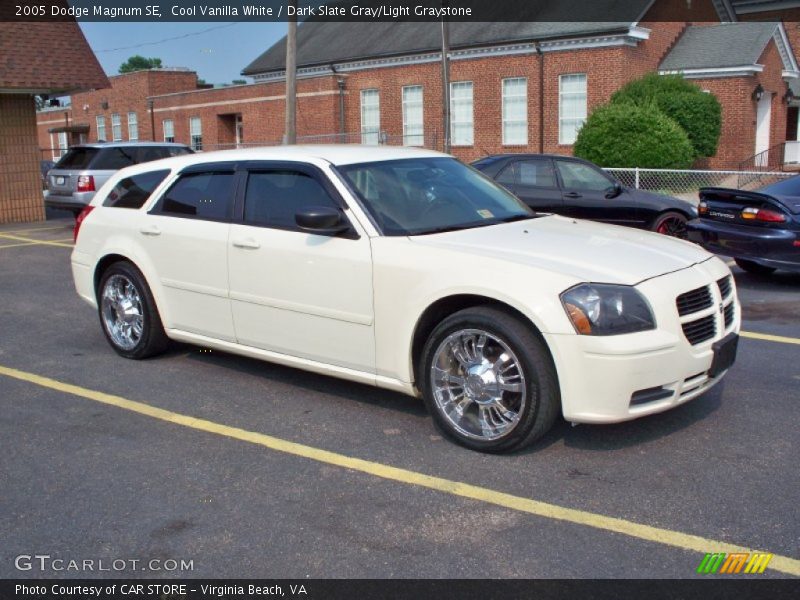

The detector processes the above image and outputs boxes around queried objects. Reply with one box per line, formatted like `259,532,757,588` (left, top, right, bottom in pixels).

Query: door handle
139,226,161,236
563,192,582,199
232,238,261,249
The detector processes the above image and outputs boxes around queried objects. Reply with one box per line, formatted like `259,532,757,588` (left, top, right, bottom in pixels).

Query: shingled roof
659,22,786,71
246,20,647,76
0,22,108,93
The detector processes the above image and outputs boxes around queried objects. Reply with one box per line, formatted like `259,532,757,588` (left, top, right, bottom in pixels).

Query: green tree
574,102,694,169
612,73,722,159
118,55,163,74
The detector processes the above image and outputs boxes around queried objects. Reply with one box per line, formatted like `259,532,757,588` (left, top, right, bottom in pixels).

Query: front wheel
98,261,168,359
652,211,688,238
420,307,559,453
734,258,776,276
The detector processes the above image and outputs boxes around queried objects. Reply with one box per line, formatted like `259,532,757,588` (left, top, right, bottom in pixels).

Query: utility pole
284,1,297,145
441,8,451,154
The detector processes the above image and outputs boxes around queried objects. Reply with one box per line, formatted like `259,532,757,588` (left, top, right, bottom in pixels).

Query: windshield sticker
477,209,494,219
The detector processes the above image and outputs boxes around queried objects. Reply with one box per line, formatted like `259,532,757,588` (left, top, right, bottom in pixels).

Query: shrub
612,73,722,159
573,102,694,169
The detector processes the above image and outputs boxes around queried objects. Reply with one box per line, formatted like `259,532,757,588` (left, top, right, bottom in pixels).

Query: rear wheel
652,211,688,238
734,258,776,276
420,307,559,453
98,262,168,359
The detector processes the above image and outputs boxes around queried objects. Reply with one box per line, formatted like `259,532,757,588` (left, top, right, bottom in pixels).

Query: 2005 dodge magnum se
71,146,739,453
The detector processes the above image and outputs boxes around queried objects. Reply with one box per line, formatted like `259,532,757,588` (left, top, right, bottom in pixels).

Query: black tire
97,261,169,359
651,211,689,238
419,306,560,453
734,258,776,276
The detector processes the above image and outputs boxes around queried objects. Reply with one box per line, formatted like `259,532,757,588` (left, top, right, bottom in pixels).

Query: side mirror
295,206,351,236
605,182,623,199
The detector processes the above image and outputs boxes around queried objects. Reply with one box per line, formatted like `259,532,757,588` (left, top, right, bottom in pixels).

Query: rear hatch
47,147,100,196
698,187,792,227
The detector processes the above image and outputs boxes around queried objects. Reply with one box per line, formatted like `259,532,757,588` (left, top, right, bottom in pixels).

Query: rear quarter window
103,170,171,209
92,147,138,170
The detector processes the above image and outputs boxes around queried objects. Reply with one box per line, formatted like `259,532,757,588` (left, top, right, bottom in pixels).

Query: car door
227,162,375,373
141,162,237,341
554,158,637,225
498,158,562,213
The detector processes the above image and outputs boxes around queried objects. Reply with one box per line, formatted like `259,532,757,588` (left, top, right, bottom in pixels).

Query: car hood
408,215,713,285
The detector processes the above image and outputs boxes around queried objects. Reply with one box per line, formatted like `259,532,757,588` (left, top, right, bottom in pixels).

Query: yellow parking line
741,331,800,346
0,233,73,248
0,241,40,250
0,364,797,576
0,225,71,235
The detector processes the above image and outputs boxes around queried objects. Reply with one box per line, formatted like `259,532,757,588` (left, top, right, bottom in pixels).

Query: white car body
71,146,739,427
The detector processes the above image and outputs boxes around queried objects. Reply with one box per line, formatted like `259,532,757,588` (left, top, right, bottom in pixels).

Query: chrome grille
682,314,717,345
676,285,713,317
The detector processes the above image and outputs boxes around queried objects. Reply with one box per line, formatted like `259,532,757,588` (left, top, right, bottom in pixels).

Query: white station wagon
71,146,740,452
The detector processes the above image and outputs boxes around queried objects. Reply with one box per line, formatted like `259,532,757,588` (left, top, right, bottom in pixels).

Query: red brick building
35,0,800,171
1,18,107,223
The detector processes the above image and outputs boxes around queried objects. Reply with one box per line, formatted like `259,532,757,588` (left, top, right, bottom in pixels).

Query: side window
103,169,170,209
495,163,517,187
555,160,613,192
93,147,137,170
158,171,235,220
518,160,556,188
244,170,339,229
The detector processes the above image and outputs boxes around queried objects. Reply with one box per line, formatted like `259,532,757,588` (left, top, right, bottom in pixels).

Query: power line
95,22,241,53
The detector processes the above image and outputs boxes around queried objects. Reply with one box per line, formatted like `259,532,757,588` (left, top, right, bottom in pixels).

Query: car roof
475,153,583,162
73,142,191,149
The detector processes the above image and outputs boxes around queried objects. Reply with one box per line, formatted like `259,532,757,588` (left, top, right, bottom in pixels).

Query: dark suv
45,142,192,215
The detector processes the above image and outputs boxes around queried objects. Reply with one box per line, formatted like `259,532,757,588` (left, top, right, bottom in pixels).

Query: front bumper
545,257,739,423
687,218,800,271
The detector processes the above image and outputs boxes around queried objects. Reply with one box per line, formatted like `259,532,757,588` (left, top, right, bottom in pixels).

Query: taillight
73,206,95,243
77,175,95,192
698,201,708,215
741,207,786,223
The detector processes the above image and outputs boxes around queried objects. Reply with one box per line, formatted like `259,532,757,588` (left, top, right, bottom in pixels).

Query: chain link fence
604,168,794,203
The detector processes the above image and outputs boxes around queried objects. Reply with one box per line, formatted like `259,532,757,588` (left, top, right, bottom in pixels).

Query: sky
79,22,287,84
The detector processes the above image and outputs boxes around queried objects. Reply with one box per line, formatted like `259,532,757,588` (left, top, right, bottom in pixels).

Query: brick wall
1,95,45,224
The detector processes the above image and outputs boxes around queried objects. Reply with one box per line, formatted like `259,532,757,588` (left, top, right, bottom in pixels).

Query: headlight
560,283,655,335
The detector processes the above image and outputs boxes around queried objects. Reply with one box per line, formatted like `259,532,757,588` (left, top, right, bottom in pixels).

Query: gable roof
242,18,644,77
659,22,788,71
0,22,108,93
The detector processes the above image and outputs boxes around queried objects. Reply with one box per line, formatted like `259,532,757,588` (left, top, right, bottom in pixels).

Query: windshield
337,157,535,236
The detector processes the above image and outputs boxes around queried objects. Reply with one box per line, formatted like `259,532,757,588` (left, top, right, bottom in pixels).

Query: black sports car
687,176,800,275
472,154,698,237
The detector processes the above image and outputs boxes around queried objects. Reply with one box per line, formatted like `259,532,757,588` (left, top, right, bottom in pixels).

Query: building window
163,119,175,143
559,74,587,145
57,132,68,158
402,85,424,146
189,117,203,151
450,81,474,146
111,113,122,141
127,112,138,141
96,116,106,141
502,78,528,146
360,89,380,145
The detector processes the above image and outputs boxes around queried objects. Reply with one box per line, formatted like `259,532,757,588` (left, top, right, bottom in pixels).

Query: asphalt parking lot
0,218,798,579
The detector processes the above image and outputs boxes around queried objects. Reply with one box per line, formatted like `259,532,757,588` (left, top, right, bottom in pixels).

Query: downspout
332,65,346,142
148,98,156,141
536,42,544,154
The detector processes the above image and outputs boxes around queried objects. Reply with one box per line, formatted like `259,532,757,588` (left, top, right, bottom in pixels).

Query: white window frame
450,81,474,146
127,112,138,141
402,85,424,146
558,73,587,145
163,119,175,143
360,89,380,145
110,113,122,142
189,117,202,151
49,133,58,160
502,77,528,146
57,132,68,158
96,115,106,142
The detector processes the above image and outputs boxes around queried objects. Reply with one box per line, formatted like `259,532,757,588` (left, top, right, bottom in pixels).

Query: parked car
71,146,739,453
40,160,56,190
472,154,697,237
687,176,800,275
45,142,193,216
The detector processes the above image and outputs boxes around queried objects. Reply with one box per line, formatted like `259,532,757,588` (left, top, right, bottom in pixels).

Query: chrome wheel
100,274,144,351
430,329,527,441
